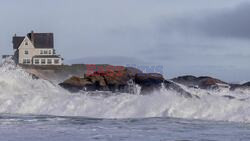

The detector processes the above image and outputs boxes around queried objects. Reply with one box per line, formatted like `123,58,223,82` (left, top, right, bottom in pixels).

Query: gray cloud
199,4,250,39
160,3,250,39
1,0,250,82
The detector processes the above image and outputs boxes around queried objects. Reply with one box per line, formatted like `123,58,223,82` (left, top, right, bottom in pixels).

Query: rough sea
0,61,250,141
1,114,250,141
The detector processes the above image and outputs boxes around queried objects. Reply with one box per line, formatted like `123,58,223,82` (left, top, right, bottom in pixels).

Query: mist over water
0,61,250,123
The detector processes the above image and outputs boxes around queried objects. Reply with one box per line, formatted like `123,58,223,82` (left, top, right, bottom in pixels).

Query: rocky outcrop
242,82,250,87
19,63,249,96
59,68,195,98
230,82,250,91
59,67,142,93
198,76,228,89
171,75,197,86
172,75,228,90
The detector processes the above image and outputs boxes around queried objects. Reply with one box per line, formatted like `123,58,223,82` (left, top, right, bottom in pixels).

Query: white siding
18,36,35,64
17,36,63,65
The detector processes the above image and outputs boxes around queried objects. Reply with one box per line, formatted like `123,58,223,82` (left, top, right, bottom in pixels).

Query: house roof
33,55,61,58
27,32,54,49
13,36,25,49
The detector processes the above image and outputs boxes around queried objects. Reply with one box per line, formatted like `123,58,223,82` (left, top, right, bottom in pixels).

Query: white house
12,31,63,65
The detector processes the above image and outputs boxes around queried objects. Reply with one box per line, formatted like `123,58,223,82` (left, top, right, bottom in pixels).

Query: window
41,59,46,64
23,59,30,64
24,50,29,55
47,59,52,64
25,42,28,45
49,50,52,54
44,50,48,54
54,59,59,64
27,59,31,64
40,50,43,55
34,59,39,64
23,59,27,64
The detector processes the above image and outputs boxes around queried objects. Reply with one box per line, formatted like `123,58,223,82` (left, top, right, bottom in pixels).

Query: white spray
0,60,250,123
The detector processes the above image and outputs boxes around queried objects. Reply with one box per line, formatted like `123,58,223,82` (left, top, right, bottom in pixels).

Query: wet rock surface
59,66,142,93
134,73,164,95
59,67,194,98
164,80,194,98
230,82,250,91
172,75,228,90
26,64,248,96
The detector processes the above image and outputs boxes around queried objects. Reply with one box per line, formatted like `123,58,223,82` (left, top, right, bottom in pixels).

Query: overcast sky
0,0,250,82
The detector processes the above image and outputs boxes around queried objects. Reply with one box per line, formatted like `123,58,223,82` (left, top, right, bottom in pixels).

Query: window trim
41,59,46,64
34,59,40,64
54,59,59,64
23,59,31,64
47,59,52,64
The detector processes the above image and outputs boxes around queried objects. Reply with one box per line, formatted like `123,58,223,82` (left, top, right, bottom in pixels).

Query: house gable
18,36,35,49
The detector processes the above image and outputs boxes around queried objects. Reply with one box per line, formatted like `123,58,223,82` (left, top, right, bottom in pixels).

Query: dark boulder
172,75,228,90
59,76,93,92
230,82,250,91
198,76,227,89
242,82,250,87
164,80,194,98
134,73,164,94
126,67,143,78
171,75,197,87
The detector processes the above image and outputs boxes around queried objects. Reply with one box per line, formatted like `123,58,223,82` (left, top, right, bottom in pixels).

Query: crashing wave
0,60,250,122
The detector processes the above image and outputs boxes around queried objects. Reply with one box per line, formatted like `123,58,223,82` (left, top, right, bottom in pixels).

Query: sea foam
0,60,250,123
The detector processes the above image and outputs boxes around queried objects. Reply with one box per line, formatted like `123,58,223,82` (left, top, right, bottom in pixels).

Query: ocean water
0,60,250,141
0,114,250,141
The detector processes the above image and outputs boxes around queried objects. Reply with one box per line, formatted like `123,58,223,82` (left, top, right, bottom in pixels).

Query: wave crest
0,61,250,122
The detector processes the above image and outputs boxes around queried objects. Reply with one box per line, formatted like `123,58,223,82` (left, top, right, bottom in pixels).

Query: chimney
31,30,34,44
12,34,17,44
